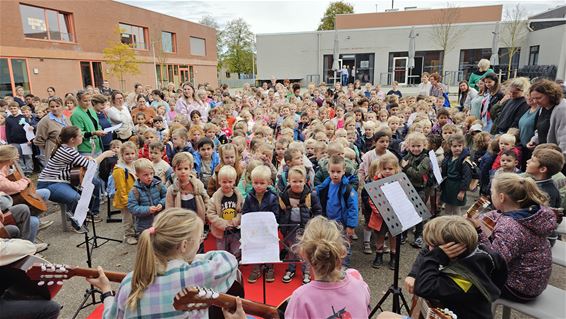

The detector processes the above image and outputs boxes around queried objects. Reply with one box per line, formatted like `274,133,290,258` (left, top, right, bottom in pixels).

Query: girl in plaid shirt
87,208,238,319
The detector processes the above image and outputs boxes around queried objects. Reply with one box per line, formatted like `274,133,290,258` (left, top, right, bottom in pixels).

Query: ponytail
126,230,157,309
51,126,81,158
493,173,548,208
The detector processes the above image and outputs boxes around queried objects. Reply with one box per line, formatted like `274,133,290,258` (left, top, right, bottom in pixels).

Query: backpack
279,193,312,211
464,156,480,191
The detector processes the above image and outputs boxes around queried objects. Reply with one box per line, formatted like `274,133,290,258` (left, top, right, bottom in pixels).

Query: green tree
222,18,255,77
103,27,140,91
317,1,354,31
199,15,224,70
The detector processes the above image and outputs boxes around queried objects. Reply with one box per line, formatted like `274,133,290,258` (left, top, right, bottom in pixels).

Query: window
80,61,103,88
0,58,31,97
161,31,175,53
190,37,206,56
119,23,147,50
529,45,540,66
19,4,73,42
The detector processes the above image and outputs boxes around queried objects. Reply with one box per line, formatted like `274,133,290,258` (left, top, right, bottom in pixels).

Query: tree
501,4,528,78
221,18,255,77
317,1,354,31
429,4,467,75
103,27,140,91
200,15,224,70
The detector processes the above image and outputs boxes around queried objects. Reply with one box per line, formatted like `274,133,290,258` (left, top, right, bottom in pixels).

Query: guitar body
6,166,48,213
410,296,456,319
466,197,495,237
70,167,86,187
0,212,16,238
0,256,61,300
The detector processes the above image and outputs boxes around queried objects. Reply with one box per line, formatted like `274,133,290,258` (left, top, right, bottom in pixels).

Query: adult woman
528,80,566,154
480,73,504,132
470,79,487,119
468,58,494,91
429,73,448,101
176,82,209,122
492,77,529,135
70,90,105,156
34,97,72,163
131,94,157,124
518,94,539,147
46,87,56,98
107,90,134,142
92,94,113,151
457,80,478,111
13,86,26,107
417,72,432,97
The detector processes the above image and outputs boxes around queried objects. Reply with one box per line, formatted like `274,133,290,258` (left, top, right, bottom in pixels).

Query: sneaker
38,220,54,231
363,241,372,254
372,252,383,269
34,242,49,253
265,267,275,282
351,233,359,240
411,237,424,249
125,237,138,245
87,215,103,223
248,268,261,283
282,271,295,283
302,273,311,284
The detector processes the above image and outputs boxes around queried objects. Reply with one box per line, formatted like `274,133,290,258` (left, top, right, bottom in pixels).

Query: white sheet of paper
381,181,422,231
23,123,35,141
103,123,123,133
240,212,281,264
20,143,33,155
428,150,443,185
73,161,97,226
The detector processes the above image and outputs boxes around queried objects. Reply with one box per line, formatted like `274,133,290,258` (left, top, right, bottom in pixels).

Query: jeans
10,204,36,242
11,143,33,174
0,298,60,319
37,178,102,215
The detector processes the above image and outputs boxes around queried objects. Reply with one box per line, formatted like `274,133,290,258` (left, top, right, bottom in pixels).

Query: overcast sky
117,0,565,34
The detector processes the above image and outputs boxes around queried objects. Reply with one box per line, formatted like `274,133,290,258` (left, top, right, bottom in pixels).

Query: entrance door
179,68,189,84
393,57,408,85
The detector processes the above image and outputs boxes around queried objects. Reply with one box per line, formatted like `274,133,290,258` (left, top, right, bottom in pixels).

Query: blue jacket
242,188,279,220
127,178,167,231
165,142,193,163
315,176,359,228
193,151,220,178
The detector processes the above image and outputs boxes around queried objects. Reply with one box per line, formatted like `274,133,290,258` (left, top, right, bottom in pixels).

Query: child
284,216,370,319
404,216,507,319
206,165,244,259
207,143,242,197
112,142,138,245
165,127,192,162
365,154,400,269
472,173,555,302
6,102,33,174
242,165,279,283
193,137,220,188
440,134,473,216
315,155,359,268
165,152,209,222
314,142,359,189
492,150,520,177
152,116,168,142
149,142,172,185
87,208,239,319
235,159,262,197
276,148,305,192
127,158,167,233
279,166,322,284
359,129,393,182
491,133,520,171
272,137,289,170
401,132,433,247
357,121,376,155
138,130,158,160
526,148,564,208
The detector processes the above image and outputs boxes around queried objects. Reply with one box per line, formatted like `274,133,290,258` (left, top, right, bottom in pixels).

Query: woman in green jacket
70,90,107,156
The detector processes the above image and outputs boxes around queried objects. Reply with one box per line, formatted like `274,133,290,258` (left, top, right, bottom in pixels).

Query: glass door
179,67,189,84
393,57,408,85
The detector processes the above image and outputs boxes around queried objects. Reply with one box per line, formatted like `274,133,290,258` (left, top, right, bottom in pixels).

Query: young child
193,137,220,188
235,159,262,197
491,150,520,177
207,143,242,197
112,141,138,245
242,165,279,283
315,155,359,268
165,127,192,162
440,134,473,216
6,102,33,174
284,216,370,319
138,130,158,160
314,142,359,189
127,158,167,233
87,208,239,319
472,173,555,302
359,129,393,182
279,166,322,284
149,142,172,185
272,137,289,170
526,148,564,208
276,148,305,192
491,133,520,171
206,165,244,259
404,216,507,319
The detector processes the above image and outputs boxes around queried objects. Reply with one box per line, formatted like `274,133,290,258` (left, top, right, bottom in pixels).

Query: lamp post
151,41,158,89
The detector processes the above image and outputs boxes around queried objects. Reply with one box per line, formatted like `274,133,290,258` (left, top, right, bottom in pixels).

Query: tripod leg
398,288,412,314
369,288,392,318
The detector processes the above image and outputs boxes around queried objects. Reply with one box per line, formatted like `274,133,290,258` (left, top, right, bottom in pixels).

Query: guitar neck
71,267,126,283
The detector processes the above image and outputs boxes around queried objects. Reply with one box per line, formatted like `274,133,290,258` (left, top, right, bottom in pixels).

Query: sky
117,0,565,34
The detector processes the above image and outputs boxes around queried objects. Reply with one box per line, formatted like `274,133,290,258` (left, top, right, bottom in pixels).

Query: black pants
0,298,60,319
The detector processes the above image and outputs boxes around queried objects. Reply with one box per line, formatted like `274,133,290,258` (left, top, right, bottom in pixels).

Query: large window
19,4,73,42
161,31,176,53
0,58,31,97
80,61,103,89
190,37,206,56
119,23,147,50
323,53,375,84
529,45,540,66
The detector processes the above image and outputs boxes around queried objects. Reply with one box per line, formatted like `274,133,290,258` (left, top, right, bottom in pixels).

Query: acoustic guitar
410,296,457,319
0,211,16,238
0,255,64,300
466,196,495,237
26,262,126,286
6,164,48,212
70,166,86,187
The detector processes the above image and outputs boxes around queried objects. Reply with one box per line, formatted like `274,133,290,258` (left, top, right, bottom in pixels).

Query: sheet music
73,160,97,226
103,123,123,133
20,143,33,155
23,123,35,141
381,181,422,231
240,212,281,264
428,150,444,185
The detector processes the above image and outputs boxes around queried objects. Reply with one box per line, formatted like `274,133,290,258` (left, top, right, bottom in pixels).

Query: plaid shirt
103,251,238,319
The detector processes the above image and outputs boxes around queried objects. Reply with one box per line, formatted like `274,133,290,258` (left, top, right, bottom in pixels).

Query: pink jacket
0,167,28,195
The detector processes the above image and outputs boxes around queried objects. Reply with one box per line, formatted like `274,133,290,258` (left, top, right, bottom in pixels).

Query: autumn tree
200,15,224,70
221,18,255,77
103,27,140,91
501,4,528,78
429,4,467,75
317,1,354,31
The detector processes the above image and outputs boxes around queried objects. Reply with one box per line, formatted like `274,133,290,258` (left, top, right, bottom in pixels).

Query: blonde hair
251,165,272,181
295,216,348,279
371,153,401,178
423,215,478,254
404,132,427,146
0,145,20,162
478,59,491,72
133,158,154,172
127,208,203,309
243,159,262,185
492,173,549,207
288,166,306,179
499,133,516,145
120,141,137,156
172,152,194,169
218,165,237,180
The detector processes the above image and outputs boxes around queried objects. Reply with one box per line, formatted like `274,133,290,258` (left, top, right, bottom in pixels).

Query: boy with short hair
149,142,172,184
206,165,244,258
242,165,280,283
127,158,167,233
357,121,376,154
193,137,220,187
6,101,33,174
276,148,305,192
491,133,520,171
526,148,564,208
314,142,359,189
315,155,359,267
492,150,519,176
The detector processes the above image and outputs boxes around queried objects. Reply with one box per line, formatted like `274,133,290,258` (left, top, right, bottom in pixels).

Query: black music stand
364,173,431,318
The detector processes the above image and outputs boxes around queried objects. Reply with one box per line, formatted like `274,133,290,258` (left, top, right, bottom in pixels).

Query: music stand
364,173,431,318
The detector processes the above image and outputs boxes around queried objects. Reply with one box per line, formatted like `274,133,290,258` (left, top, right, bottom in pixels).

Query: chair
551,239,566,267
59,204,69,232
557,221,566,236
492,285,566,319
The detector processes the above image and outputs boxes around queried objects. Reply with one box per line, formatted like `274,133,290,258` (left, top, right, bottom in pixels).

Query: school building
0,0,217,97
256,5,566,86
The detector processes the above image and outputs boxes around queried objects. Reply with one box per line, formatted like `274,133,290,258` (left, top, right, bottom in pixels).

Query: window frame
0,57,33,97
189,36,206,56
529,45,540,66
119,22,149,51
19,3,75,43
79,60,104,89
161,31,176,53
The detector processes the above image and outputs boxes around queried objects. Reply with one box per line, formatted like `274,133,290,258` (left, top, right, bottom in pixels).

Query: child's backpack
464,156,480,191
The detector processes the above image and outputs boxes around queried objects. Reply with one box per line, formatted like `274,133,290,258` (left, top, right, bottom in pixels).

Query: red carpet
87,233,301,318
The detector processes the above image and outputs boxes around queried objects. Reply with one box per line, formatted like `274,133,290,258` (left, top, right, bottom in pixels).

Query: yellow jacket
112,164,136,209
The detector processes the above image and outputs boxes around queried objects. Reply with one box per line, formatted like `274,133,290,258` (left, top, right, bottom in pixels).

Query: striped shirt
103,251,238,319
37,144,91,183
